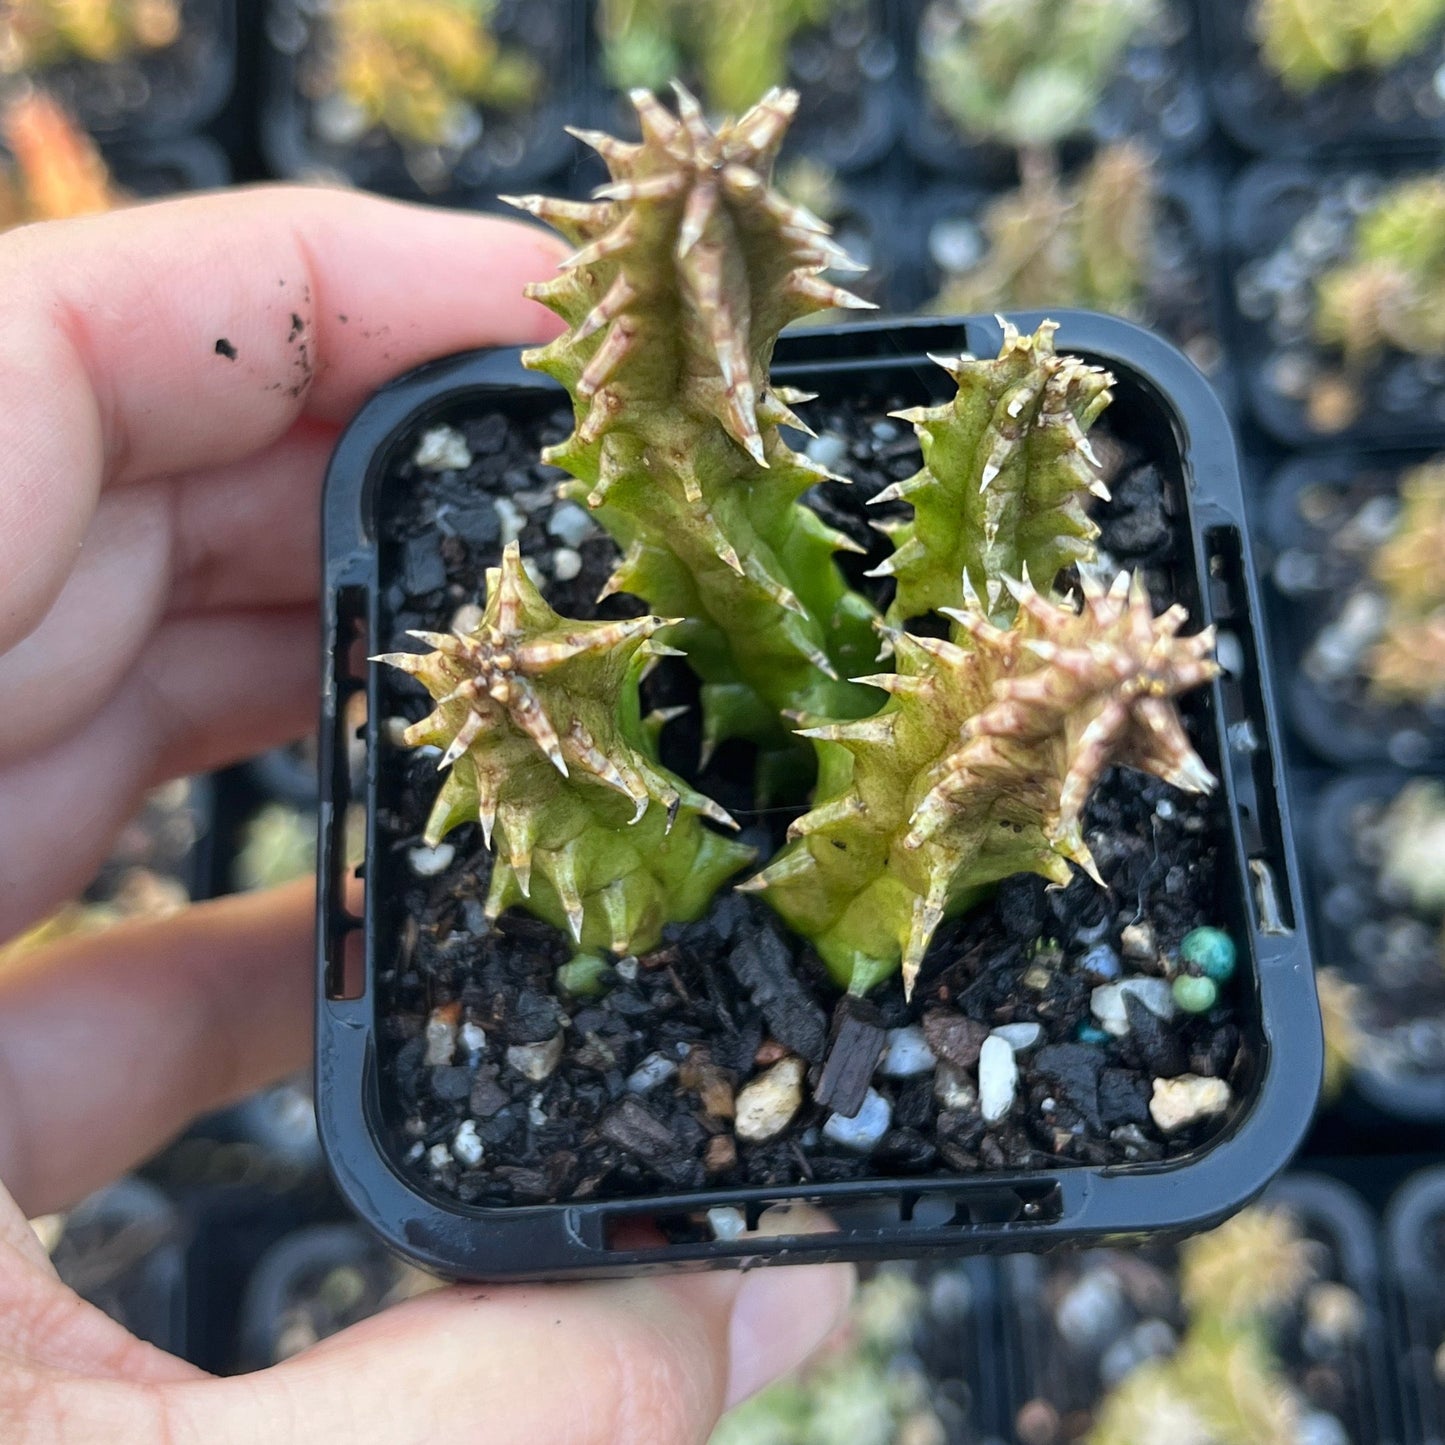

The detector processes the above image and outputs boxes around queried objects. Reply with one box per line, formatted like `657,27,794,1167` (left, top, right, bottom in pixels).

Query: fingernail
724,1258,855,1408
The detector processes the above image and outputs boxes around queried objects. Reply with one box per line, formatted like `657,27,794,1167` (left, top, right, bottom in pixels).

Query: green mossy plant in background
0,0,179,70
376,543,752,954
325,0,540,149
1253,0,1445,94
596,0,847,118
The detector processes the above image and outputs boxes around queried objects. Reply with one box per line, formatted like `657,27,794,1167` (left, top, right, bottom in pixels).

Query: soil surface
370,388,1241,1210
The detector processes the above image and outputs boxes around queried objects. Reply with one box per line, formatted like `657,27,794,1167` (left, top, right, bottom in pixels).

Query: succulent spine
748,571,1218,996
508,87,881,777
376,543,752,954
874,321,1113,627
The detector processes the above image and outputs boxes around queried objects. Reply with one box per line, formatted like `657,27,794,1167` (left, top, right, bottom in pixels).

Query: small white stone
990,1022,1043,1053
382,715,412,747
506,1034,564,1082
494,496,525,545
552,547,582,581
408,842,455,878
404,1140,425,1164
707,1206,747,1241
547,502,596,548
626,1052,678,1094
933,1062,978,1112
413,424,472,472
528,1092,549,1128
450,602,484,634
1120,922,1155,961
822,1088,892,1152
734,1057,806,1143
426,1142,451,1172
978,1035,1019,1124
879,1025,937,1078
451,1119,484,1167
615,955,640,982
1148,1074,1232,1133
805,432,848,471
459,1021,488,1057
423,1010,457,1066
1091,977,1176,1038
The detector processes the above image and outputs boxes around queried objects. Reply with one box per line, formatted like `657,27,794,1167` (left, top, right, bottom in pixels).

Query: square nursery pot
896,0,1210,184
1305,769,1445,1123
12,0,236,141
1227,159,1445,450
1001,1172,1398,1445
315,311,1320,1282
260,0,585,203
1200,0,1445,157
1387,1167,1445,1445
1259,450,1445,770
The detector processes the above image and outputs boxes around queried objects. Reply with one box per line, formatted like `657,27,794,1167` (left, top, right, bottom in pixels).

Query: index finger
0,185,566,652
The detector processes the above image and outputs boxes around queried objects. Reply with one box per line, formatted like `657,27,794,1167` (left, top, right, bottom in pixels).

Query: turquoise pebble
1180,926,1236,982
1172,974,1218,1014
1076,1022,1110,1045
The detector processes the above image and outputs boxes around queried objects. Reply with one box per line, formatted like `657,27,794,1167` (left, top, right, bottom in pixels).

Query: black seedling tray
1226,159,1445,451
259,0,586,203
1307,770,1445,1124
1000,1171,1398,1445
1200,0,1445,158
1259,450,1445,770
316,311,1318,1281
1387,1167,1445,1445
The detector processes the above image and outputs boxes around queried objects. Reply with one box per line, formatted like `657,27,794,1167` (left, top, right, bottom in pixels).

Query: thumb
159,1221,853,1445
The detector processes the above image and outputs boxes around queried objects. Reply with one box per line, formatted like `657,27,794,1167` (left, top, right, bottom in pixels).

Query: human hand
0,188,853,1443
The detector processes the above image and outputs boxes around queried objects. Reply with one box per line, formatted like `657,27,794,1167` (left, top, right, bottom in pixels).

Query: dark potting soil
1318,781,1445,1077
265,0,573,197
1007,1207,1371,1445
370,390,1235,1210
16,0,231,139
1233,167,1445,440
1267,464,1445,767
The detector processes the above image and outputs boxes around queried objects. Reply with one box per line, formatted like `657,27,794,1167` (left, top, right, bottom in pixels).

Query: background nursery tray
315,311,1319,1282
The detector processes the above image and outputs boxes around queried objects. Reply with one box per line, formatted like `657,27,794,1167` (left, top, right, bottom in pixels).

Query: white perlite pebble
626,1052,678,1094
933,1062,978,1112
451,1120,484,1167
547,502,596,548
528,1092,549,1129
1090,977,1176,1038
459,1022,488,1057
552,547,582,581
978,1035,1018,1124
805,432,848,472
1148,1074,1232,1133
413,424,472,472
494,496,526,545
408,843,455,878
423,1011,457,1067
506,1034,564,1082
822,1088,892,1152
990,1022,1043,1053
706,1206,747,1242
879,1026,937,1078
426,1143,451,1172
734,1057,806,1143
614,955,640,982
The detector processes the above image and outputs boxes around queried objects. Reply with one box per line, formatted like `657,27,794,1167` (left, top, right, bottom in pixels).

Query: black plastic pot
314,310,1317,1281
895,0,1211,183
49,1177,189,1357
1387,1167,1445,1445
1199,0,1445,157
1226,160,1445,451
1306,769,1445,1123
1001,1171,1398,1445
259,0,586,203
13,0,237,142
1258,450,1445,769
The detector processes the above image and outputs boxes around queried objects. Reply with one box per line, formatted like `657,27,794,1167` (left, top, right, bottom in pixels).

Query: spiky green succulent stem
507,86,881,786
871,321,1113,629
375,543,752,954
747,572,1218,996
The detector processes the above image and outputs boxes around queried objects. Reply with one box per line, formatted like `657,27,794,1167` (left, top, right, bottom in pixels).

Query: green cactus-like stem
746,572,1218,996
507,87,881,781
375,543,752,954
871,321,1113,628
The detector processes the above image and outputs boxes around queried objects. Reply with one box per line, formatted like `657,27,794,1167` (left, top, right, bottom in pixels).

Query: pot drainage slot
1204,528,1295,934
324,584,369,1002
